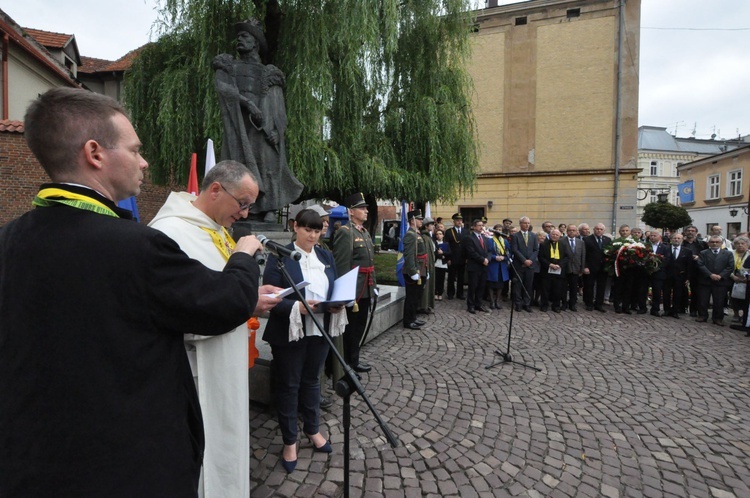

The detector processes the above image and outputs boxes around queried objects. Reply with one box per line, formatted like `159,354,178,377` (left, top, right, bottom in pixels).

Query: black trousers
447,264,465,298
697,282,731,321
271,336,329,445
343,298,370,367
565,273,580,307
466,267,487,310
435,267,447,296
513,266,535,307
650,276,666,312
583,269,608,307
663,275,687,314
403,278,424,325
543,275,566,309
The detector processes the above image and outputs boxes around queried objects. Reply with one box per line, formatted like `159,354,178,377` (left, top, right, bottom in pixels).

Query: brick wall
0,129,178,226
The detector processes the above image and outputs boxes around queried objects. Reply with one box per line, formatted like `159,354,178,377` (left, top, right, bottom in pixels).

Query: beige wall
440,0,641,233
7,46,65,120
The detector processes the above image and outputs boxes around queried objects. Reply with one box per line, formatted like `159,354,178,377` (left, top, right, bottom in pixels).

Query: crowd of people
403,214,750,337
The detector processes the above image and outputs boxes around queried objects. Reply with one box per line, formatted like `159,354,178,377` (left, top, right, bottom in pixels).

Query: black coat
445,226,467,265
262,245,337,346
539,239,572,276
0,185,259,497
667,245,694,280
510,231,540,272
583,234,612,273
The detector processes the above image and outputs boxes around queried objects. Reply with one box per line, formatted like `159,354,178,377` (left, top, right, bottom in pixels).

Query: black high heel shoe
306,434,333,453
281,443,298,473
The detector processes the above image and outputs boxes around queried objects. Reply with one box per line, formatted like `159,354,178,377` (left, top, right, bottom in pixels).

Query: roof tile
0,120,25,133
23,28,74,49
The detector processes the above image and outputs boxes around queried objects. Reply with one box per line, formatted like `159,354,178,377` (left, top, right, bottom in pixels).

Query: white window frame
650,160,658,176
707,175,720,200
727,169,742,197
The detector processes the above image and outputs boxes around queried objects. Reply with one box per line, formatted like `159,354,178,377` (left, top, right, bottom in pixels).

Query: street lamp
637,187,671,202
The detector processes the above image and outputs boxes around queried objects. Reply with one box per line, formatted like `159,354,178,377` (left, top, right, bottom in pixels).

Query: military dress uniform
402,210,428,329
333,193,377,373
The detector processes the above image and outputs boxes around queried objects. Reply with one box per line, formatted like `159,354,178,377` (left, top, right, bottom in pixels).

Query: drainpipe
2,34,9,120
612,0,625,233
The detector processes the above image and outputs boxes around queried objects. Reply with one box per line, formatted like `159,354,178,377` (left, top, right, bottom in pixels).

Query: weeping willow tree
125,0,479,226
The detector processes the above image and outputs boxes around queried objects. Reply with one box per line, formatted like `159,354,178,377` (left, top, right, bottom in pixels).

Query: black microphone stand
274,258,398,497
485,258,542,372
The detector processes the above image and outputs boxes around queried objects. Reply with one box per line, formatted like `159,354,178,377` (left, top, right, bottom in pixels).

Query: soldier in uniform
445,213,466,299
332,193,377,373
402,210,428,330
419,217,437,314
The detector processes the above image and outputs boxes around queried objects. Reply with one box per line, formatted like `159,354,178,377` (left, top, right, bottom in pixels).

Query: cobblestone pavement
250,298,750,497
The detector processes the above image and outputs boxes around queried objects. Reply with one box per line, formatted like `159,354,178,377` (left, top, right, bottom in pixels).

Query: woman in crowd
434,228,450,301
262,209,346,473
532,231,548,306
487,224,510,309
730,236,750,323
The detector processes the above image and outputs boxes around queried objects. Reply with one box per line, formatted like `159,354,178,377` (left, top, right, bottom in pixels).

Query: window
567,8,581,18
728,169,742,197
515,16,527,26
707,175,720,200
650,161,658,176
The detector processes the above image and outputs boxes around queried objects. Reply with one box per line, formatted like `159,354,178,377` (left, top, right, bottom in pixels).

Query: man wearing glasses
150,160,282,497
695,235,734,326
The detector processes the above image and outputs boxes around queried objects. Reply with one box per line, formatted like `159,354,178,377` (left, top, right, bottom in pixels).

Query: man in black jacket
695,236,734,325
445,212,466,299
582,223,611,312
462,218,490,313
663,232,693,318
510,216,539,312
0,88,264,497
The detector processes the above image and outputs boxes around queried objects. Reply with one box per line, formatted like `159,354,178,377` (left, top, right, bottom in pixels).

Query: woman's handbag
731,282,747,300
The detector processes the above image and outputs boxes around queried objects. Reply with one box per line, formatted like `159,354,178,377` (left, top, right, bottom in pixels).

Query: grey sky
5,0,748,140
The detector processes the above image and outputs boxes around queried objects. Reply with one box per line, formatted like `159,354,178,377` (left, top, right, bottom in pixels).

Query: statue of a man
214,19,303,223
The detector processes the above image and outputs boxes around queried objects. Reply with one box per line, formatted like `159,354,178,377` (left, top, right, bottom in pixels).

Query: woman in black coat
262,209,344,473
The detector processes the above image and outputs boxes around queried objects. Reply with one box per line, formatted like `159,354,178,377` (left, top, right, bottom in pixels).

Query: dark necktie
478,234,484,250
597,237,602,249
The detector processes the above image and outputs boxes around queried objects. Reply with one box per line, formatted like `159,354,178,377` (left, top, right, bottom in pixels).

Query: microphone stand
274,258,398,497
485,257,542,372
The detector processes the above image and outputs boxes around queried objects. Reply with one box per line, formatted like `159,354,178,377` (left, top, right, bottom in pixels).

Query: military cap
423,217,435,225
343,192,367,208
408,209,423,221
451,212,463,220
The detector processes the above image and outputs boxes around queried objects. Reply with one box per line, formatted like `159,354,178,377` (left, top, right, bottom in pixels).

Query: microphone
257,234,302,261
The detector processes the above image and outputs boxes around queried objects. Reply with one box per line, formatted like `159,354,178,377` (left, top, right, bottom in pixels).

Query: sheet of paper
315,266,359,312
264,280,310,299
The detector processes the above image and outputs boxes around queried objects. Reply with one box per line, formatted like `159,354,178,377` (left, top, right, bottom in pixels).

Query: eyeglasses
220,183,252,211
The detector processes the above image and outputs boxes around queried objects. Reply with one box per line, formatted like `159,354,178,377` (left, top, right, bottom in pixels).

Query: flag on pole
117,197,141,222
424,201,431,219
205,138,216,174
187,153,199,195
395,200,409,286
678,180,694,204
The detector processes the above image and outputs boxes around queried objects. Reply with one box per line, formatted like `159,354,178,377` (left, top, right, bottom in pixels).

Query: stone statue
214,19,303,223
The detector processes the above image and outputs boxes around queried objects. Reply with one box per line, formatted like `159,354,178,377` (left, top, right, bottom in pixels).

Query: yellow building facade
435,0,641,233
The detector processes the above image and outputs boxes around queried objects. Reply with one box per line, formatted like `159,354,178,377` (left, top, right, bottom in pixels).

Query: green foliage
125,0,479,203
642,202,693,231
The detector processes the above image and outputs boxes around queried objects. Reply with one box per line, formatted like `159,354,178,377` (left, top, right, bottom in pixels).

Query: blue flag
117,196,141,222
395,201,408,286
678,180,694,204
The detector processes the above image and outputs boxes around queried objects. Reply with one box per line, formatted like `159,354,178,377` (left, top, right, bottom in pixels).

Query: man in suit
462,218,491,313
0,88,264,497
695,235,735,325
564,224,586,311
664,232,692,318
682,225,708,316
539,229,572,312
647,231,672,317
582,223,611,312
511,216,539,312
401,209,427,329
445,213,466,300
